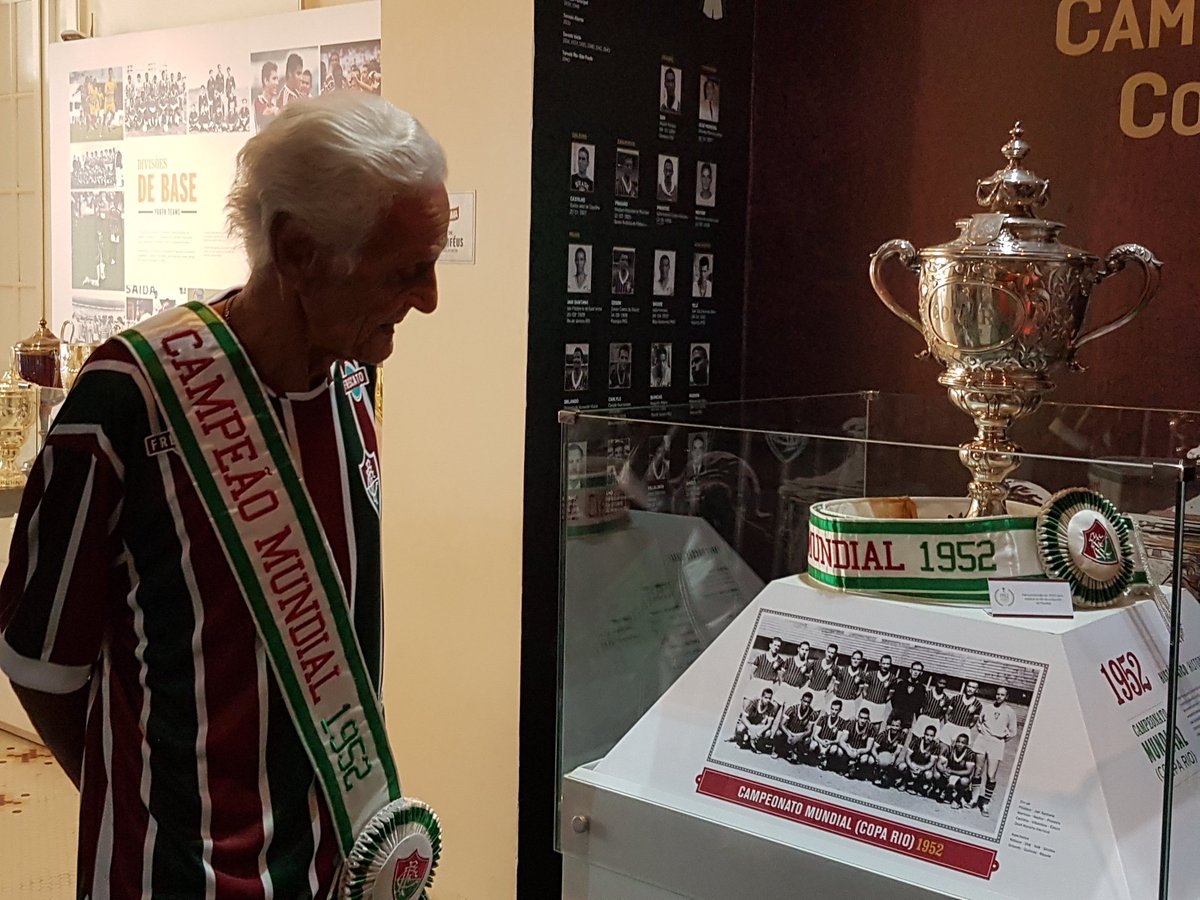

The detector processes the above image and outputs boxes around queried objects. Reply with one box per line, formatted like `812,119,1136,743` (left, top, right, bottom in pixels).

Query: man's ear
271,213,321,282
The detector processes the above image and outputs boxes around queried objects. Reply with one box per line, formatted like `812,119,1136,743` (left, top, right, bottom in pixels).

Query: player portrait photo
69,68,124,142
660,64,682,114
125,64,186,137
608,342,632,391
567,243,592,294
615,148,640,199
566,440,587,490
320,40,382,95
689,343,710,387
696,161,717,208
709,608,1045,841
564,343,590,393
645,435,671,483
571,142,595,193
699,72,720,123
693,252,714,298
186,61,249,134
611,247,636,296
650,343,672,388
250,46,319,133
71,191,124,292
652,251,676,297
657,154,680,204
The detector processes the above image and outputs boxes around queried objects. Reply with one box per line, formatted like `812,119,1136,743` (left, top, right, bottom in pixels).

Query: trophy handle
869,239,924,337
1076,243,1162,350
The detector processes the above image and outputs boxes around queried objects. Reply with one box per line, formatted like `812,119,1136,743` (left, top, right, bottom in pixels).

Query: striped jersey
908,735,942,765
780,703,817,734
920,689,949,719
780,654,813,688
807,659,837,692
944,744,978,774
0,332,382,900
874,726,905,754
815,713,844,741
861,668,896,704
945,692,984,727
833,663,866,700
742,698,779,725
843,721,876,750
751,650,785,681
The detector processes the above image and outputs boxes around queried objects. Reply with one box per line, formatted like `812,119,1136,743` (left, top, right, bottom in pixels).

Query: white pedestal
563,578,1200,899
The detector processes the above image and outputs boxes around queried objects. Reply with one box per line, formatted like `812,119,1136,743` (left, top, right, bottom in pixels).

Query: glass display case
557,392,1199,900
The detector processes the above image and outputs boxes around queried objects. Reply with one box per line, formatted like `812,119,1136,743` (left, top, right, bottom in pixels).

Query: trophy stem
0,428,26,487
940,369,1050,517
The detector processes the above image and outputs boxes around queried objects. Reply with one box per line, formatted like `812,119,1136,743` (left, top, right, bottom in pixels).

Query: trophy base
939,367,1052,517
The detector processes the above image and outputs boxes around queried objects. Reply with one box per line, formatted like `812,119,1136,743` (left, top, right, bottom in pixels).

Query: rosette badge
870,123,1162,517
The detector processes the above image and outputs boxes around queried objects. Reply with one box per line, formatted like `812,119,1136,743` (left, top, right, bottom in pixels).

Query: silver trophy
870,123,1161,516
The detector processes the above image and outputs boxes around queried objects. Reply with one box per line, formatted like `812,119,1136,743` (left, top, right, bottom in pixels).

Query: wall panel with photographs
47,2,381,340
521,2,755,888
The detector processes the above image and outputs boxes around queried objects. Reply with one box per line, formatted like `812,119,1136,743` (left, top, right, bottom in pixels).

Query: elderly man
0,93,448,898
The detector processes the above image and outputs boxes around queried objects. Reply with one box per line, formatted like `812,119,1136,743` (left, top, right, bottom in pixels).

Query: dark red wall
745,0,1199,409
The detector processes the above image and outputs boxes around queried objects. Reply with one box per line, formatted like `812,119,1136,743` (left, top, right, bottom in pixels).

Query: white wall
379,1,531,896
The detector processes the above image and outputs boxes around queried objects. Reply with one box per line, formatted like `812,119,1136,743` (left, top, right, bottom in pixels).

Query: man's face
799,643,810,657
700,167,712,192
572,349,584,372
704,79,715,101
567,447,584,475
698,259,710,281
954,735,968,750
800,694,812,710
995,687,1008,705
880,656,891,672
577,148,589,175
664,69,676,97
761,690,772,702
851,651,862,666
911,663,924,679
293,185,449,366
331,54,342,73
936,680,946,692
924,727,937,740
858,710,870,725
265,70,279,96
618,348,629,368
663,159,674,183
575,248,587,274
618,254,630,275
300,73,312,96
690,438,704,461
769,638,781,654
830,701,842,715
965,682,978,698
659,256,670,279
824,646,836,660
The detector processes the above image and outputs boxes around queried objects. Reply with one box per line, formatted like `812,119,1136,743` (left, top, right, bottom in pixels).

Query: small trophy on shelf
0,354,37,489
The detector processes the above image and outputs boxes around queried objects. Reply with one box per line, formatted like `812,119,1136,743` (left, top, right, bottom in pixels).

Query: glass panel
557,394,1199,897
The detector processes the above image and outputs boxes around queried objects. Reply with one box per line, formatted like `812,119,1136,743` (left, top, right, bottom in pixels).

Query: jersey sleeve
0,347,148,693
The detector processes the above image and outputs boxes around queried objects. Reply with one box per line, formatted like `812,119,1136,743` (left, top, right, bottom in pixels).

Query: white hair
226,92,447,272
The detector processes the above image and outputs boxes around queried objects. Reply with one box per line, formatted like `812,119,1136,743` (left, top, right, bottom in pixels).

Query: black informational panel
519,0,755,891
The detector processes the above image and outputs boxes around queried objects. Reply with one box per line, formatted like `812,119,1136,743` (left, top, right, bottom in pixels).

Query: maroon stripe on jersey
845,724,874,749
313,795,339,889
807,662,835,691
920,692,946,717
166,447,268,899
286,396,353,600
77,680,109,892
946,696,981,725
107,640,154,893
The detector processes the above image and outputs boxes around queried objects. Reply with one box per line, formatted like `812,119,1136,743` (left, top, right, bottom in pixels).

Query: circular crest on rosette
1037,488,1135,607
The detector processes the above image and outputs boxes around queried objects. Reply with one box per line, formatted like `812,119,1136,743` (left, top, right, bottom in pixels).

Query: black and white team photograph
320,40,382,95
70,191,124,291
187,62,250,133
125,64,188,136
70,147,123,190
709,608,1044,841
69,296,127,344
69,68,124,142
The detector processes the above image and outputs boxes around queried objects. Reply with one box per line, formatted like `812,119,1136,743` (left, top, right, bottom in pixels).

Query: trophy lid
15,318,61,355
926,122,1094,262
975,122,1050,217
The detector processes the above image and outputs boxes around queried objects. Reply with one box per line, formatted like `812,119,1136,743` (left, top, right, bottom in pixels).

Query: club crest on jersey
341,362,370,402
391,850,432,900
1081,517,1118,566
360,450,381,514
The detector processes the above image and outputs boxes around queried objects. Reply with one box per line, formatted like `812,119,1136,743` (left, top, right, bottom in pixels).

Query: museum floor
0,729,76,897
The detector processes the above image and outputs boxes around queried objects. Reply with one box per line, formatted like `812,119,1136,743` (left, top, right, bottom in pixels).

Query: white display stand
561,578,1200,899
